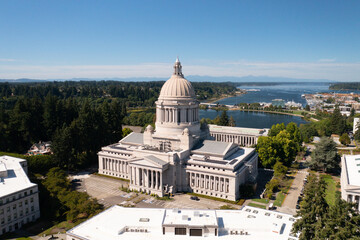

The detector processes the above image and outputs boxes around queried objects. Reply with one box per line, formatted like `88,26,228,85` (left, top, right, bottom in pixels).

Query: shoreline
206,91,246,104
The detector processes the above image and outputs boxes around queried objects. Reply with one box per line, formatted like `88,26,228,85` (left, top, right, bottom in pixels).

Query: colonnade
210,133,257,146
129,166,162,191
102,158,128,174
157,107,199,124
188,172,229,193
347,194,360,210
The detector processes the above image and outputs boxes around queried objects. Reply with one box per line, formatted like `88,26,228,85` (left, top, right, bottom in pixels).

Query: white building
341,155,360,210
353,117,360,134
66,206,299,240
98,58,258,201
0,156,40,236
208,124,268,146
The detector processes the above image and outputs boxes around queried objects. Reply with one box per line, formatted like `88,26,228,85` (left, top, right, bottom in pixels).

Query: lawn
40,220,79,236
274,192,286,207
251,198,269,204
322,174,337,206
248,203,267,209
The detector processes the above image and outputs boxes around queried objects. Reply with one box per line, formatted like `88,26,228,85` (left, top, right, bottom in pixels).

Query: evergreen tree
330,106,347,135
309,137,340,172
292,174,328,240
218,110,229,126
228,116,236,127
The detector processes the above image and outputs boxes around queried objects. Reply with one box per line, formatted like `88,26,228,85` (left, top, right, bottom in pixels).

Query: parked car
190,196,200,201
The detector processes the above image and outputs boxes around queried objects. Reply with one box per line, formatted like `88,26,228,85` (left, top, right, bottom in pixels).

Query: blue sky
0,0,359,81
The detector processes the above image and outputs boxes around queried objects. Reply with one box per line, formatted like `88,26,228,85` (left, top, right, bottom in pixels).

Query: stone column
129,166,132,184
159,172,163,192
154,171,158,190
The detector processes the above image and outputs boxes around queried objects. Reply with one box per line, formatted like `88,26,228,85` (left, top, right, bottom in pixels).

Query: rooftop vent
139,218,150,222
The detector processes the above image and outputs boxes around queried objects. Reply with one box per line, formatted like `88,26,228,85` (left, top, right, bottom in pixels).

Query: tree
317,191,360,239
122,128,133,137
309,137,340,173
256,130,298,168
292,174,328,240
273,161,288,177
350,107,356,117
268,123,285,137
330,106,347,135
229,116,236,127
214,110,229,126
339,133,351,146
305,104,310,111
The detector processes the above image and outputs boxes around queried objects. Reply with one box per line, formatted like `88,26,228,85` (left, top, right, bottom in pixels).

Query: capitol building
98,58,259,201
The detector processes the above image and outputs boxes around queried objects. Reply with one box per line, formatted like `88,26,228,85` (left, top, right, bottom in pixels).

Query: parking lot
74,174,238,210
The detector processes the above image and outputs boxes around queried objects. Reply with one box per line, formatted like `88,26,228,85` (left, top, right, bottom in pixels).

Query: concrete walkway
278,170,308,215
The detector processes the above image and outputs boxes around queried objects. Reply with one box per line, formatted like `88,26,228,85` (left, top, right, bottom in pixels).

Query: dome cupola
158,58,196,101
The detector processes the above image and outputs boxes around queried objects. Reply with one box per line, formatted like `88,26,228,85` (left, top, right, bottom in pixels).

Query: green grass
219,204,237,210
322,175,337,206
187,192,241,205
274,192,286,207
16,238,34,240
40,220,79,236
248,203,267,209
251,198,269,204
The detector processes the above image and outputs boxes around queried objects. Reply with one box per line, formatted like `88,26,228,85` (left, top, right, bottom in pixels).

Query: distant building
0,156,40,236
208,124,268,146
98,58,258,201
66,206,299,240
341,155,360,210
27,141,52,156
354,118,360,134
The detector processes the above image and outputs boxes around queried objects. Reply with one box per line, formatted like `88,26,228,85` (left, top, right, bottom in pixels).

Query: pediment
129,155,168,169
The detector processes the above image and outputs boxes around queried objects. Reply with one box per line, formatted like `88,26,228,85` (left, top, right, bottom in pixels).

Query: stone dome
159,75,196,100
158,58,196,100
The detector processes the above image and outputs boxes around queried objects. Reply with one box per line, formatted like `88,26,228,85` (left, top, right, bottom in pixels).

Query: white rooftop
343,155,360,186
209,124,269,136
0,156,36,198
67,206,299,240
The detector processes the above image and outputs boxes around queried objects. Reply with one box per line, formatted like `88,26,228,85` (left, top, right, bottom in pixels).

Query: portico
129,155,168,196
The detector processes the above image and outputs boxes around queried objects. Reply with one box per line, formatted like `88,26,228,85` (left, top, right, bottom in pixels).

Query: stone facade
0,156,40,236
341,155,360,211
98,58,258,201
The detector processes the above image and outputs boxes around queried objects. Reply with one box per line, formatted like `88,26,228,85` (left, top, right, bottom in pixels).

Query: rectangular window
30,198,33,203
175,228,186,235
0,209,3,215
190,229,202,236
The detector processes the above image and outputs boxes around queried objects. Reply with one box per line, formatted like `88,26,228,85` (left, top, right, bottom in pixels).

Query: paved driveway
78,174,238,210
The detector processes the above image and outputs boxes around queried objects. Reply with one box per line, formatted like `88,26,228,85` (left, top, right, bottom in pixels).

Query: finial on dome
173,57,183,77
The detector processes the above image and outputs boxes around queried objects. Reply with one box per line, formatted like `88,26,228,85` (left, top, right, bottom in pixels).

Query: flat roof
192,140,233,155
163,209,217,227
343,155,360,186
120,132,144,145
67,206,298,240
0,156,36,198
209,124,269,136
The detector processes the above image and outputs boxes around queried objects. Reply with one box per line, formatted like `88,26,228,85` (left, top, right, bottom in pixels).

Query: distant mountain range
0,75,335,83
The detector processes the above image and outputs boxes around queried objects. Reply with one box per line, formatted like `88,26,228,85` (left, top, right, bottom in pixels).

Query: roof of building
209,124,269,136
343,155,360,186
120,132,144,145
191,140,236,156
158,59,195,100
144,155,168,166
67,206,299,240
0,156,36,198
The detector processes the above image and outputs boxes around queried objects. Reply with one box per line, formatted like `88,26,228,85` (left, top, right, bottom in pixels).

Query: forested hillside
0,81,236,169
